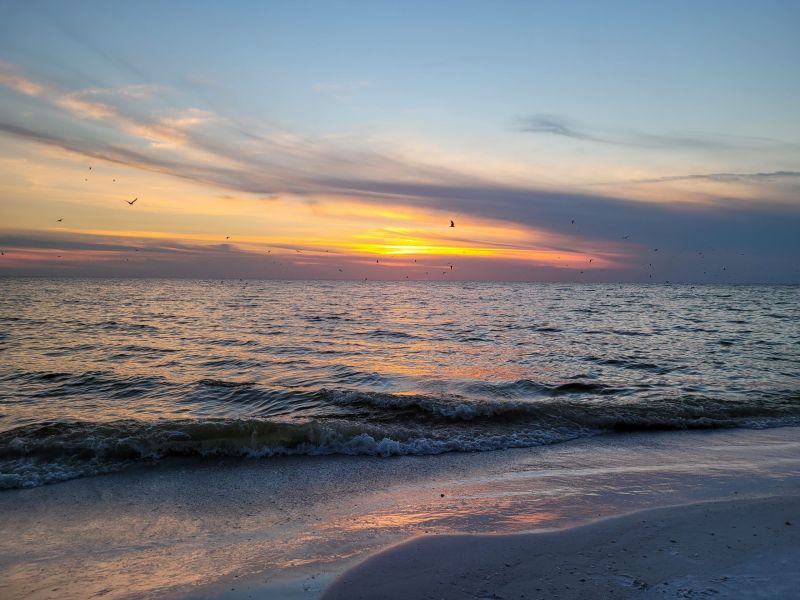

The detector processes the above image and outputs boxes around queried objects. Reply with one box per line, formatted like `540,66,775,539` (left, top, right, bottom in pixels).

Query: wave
2,390,799,489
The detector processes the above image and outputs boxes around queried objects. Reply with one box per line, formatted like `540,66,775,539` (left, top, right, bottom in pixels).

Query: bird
376,259,379,263
571,219,575,225
88,166,92,170
449,264,453,270
621,235,630,239
57,218,63,222
589,258,593,263
450,220,455,228
225,236,230,240
126,197,138,206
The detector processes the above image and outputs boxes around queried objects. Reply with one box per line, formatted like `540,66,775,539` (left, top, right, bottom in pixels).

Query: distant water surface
0,279,798,488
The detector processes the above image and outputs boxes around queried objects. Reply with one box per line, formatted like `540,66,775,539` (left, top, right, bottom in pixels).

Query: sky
0,0,798,282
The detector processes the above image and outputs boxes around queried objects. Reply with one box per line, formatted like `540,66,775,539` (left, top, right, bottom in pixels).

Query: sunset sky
1,0,798,282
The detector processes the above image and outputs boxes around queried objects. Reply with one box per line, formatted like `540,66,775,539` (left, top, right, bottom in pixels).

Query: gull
450,220,455,228
126,197,138,206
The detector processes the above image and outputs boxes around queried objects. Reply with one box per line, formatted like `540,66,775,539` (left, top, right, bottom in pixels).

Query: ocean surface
0,279,798,489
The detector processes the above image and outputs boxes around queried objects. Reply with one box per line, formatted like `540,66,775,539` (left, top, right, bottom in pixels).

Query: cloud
516,114,799,152
1,65,799,282
625,170,800,184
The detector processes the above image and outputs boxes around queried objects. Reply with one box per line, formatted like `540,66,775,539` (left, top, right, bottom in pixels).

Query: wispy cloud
626,170,800,184
516,113,798,152
0,71,44,96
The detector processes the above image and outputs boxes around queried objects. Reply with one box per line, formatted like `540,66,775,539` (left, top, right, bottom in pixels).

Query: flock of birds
0,164,739,282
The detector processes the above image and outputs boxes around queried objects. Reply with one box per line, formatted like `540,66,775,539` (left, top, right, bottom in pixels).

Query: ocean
1,278,798,489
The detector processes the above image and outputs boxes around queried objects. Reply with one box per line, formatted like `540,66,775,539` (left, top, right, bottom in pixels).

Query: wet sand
324,494,800,600
1,427,799,599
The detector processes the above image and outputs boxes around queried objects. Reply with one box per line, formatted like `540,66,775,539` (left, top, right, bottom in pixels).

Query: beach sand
2,428,799,599
323,495,800,600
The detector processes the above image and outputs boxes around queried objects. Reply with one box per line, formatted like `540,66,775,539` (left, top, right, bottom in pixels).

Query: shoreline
323,494,800,600
2,427,799,599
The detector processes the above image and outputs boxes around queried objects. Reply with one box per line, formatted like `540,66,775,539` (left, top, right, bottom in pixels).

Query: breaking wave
2,389,799,489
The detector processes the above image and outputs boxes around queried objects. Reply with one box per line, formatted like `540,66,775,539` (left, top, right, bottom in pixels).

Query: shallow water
0,279,798,487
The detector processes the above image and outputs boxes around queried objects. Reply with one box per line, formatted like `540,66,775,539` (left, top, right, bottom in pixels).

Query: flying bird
57,218,63,222
126,197,138,206
571,219,575,224
450,220,455,228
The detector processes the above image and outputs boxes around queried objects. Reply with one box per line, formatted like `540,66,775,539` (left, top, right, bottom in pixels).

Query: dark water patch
363,329,421,340
198,379,256,388
199,357,266,370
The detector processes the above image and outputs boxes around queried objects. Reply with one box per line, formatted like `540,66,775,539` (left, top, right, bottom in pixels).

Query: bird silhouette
57,218,63,222
126,198,137,206
571,219,575,224
450,220,455,228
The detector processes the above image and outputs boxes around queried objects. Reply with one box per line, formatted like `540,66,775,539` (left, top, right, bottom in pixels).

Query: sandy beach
324,494,800,600
3,427,799,599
